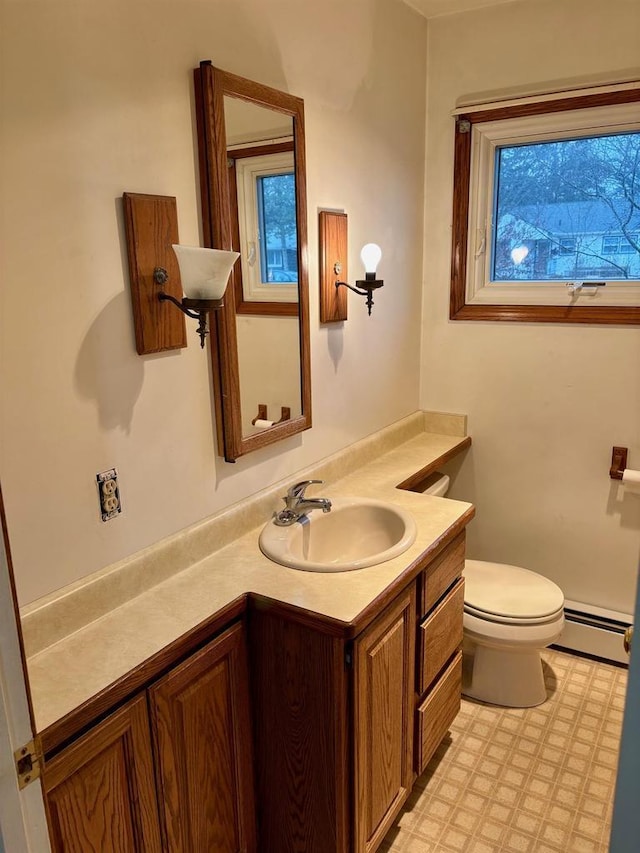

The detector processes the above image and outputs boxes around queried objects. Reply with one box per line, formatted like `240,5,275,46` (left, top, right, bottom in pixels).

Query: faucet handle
286,479,323,500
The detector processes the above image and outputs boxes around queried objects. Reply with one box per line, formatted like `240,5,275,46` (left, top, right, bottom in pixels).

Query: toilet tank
420,472,450,497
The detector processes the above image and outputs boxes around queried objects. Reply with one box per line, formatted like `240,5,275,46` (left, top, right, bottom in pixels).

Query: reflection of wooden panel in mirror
194,62,311,463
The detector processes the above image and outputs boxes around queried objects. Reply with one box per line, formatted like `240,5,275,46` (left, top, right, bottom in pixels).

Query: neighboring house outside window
494,201,640,282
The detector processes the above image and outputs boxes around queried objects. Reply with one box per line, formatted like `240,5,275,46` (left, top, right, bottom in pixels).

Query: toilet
424,473,565,708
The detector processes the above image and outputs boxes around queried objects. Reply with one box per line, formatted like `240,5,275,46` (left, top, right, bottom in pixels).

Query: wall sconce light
336,243,384,316
123,192,238,354
155,245,239,348
319,211,384,322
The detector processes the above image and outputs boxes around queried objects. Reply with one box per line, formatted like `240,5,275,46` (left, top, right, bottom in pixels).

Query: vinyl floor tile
382,650,627,853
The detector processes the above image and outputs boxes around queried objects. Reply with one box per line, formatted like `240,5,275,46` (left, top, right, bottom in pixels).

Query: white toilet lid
464,560,564,621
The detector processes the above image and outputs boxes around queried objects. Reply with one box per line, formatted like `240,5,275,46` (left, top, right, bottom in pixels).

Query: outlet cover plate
96,468,122,522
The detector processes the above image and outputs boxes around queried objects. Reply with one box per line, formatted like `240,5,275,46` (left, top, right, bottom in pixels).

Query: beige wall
421,0,640,613
0,0,427,604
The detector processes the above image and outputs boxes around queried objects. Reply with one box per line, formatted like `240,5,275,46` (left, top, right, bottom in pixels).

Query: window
450,87,640,324
602,236,621,254
603,234,639,255
558,239,576,256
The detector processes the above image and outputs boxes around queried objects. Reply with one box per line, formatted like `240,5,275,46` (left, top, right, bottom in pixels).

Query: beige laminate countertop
26,425,473,741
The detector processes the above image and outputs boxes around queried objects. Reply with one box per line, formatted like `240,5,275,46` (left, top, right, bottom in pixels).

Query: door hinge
344,647,353,669
14,738,42,790
457,119,471,134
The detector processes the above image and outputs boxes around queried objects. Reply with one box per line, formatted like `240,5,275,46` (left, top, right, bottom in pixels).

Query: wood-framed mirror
194,62,311,462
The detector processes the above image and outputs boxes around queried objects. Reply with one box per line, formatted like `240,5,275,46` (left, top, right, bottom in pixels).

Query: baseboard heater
553,599,632,666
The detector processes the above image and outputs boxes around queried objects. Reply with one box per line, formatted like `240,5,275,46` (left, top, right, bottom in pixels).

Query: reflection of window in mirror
233,149,299,303
228,141,299,316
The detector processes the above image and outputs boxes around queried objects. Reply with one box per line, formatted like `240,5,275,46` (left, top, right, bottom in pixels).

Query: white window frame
235,151,298,304
450,85,640,325
466,102,640,308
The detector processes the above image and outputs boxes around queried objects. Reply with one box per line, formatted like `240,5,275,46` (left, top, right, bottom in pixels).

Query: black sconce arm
335,273,384,316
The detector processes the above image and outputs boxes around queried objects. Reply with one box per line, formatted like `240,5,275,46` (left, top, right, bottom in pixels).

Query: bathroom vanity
250,529,466,852
21,414,473,852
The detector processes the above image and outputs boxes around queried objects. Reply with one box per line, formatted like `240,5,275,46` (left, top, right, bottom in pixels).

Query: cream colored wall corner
0,0,427,605
420,0,640,614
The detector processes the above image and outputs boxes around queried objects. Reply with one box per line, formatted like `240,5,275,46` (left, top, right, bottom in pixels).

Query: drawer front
418,578,464,695
420,532,465,616
415,651,462,775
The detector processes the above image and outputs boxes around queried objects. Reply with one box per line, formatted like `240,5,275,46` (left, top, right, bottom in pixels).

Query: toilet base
462,642,547,708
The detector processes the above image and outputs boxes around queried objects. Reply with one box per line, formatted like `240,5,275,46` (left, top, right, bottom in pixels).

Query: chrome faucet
273,479,332,526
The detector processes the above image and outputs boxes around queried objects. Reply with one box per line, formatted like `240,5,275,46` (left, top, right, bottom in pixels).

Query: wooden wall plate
319,210,348,323
123,193,187,354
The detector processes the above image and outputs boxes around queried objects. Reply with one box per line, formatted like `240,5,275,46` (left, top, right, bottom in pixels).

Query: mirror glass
224,99,303,437
194,64,311,462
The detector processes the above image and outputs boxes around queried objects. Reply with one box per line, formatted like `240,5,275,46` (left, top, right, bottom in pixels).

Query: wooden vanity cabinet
43,621,256,853
415,532,465,775
250,584,417,853
40,529,468,853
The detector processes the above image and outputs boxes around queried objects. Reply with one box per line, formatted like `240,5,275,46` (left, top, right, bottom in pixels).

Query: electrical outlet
96,468,121,521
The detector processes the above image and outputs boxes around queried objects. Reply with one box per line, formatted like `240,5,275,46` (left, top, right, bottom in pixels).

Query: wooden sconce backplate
123,192,187,354
319,210,348,323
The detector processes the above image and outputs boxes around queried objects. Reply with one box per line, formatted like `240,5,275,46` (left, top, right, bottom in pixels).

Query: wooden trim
228,140,294,160
194,62,311,462
235,300,299,316
396,436,472,492
194,65,228,455
463,86,640,124
452,303,640,325
450,88,640,325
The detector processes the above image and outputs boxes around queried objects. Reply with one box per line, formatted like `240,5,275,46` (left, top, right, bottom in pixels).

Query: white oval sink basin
259,497,417,572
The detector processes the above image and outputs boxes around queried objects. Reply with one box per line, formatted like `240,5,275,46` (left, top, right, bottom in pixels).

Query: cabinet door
149,622,256,853
43,694,162,852
353,585,416,853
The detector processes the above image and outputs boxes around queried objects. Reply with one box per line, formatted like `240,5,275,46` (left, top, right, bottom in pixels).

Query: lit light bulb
510,245,529,265
360,243,382,275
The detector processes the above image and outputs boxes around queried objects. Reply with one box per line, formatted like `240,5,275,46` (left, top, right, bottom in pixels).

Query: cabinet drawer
418,578,464,695
420,532,465,616
415,651,462,775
